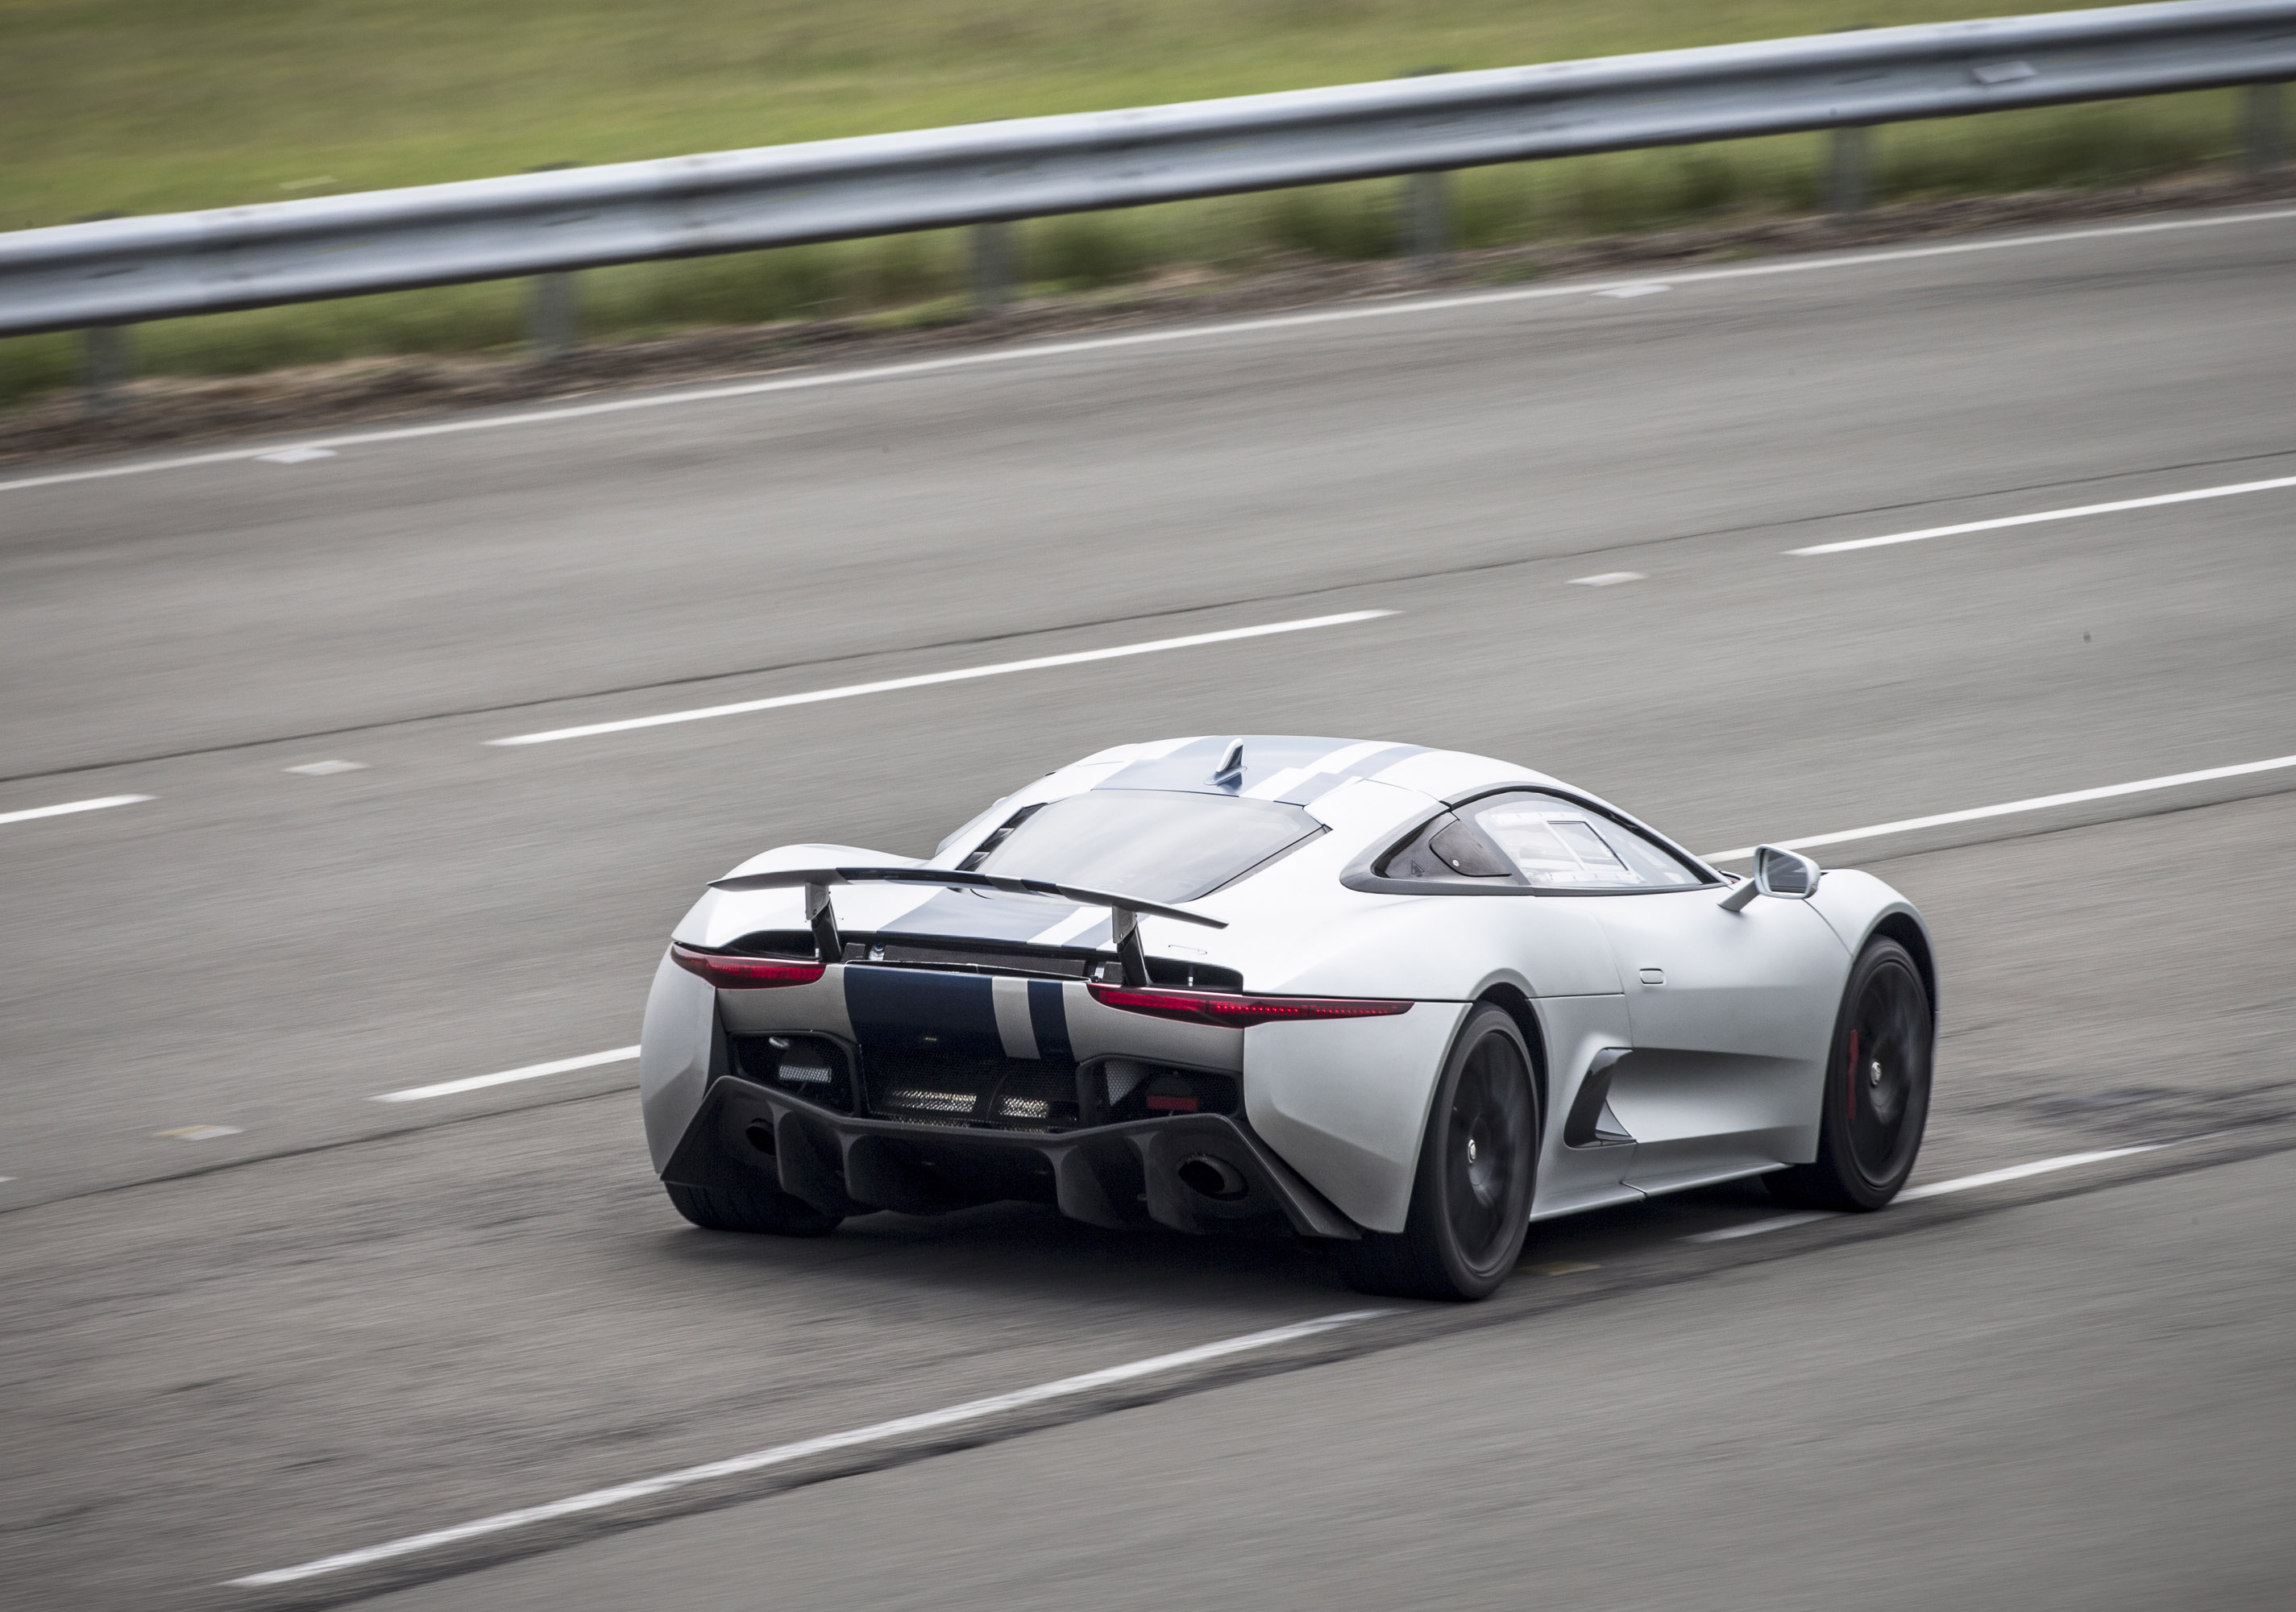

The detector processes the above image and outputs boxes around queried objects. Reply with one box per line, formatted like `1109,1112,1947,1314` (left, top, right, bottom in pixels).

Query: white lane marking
373,1045,640,1103
1683,1144,2169,1241
1686,1210,1836,1242
257,447,338,464
1570,571,1646,587
155,1125,243,1141
227,1308,1386,1587
12,206,2294,499
487,611,1395,746
1596,283,1670,299
284,759,367,775
0,793,152,826
1703,751,2296,862
1788,472,2296,555
1895,1144,2163,1202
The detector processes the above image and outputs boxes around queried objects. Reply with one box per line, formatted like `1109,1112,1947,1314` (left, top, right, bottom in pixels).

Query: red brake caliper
1844,1028,1860,1127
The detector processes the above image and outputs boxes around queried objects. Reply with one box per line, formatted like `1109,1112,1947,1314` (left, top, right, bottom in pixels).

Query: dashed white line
1684,1144,2169,1241
1595,284,1670,299
1787,472,2296,555
284,759,367,775
487,611,1395,746
373,1045,641,1103
1686,1209,1834,1242
1569,571,1646,587
0,793,152,826
154,1124,243,1141
1704,751,2296,862
226,1308,1386,1587
9,207,2293,499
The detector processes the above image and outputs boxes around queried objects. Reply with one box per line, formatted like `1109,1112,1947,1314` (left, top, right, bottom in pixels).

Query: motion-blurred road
5,206,2294,1608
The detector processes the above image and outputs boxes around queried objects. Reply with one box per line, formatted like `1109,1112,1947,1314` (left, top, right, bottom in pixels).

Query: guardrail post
1407,171,1452,267
1827,125,1871,216
1401,66,1455,270
81,324,131,415
2248,83,2286,176
525,162,582,360
971,221,1015,315
528,272,579,360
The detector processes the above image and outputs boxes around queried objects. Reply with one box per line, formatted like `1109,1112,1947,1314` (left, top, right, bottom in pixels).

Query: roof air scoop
1211,739,1245,790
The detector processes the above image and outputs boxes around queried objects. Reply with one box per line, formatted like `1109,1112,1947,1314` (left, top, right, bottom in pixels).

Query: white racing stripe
488,612,1393,746
10,207,2294,500
373,1045,640,1103
0,793,152,826
1789,472,2296,555
226,1308,1386,1587
1703,752,2296,862
1684,1144,2168,1241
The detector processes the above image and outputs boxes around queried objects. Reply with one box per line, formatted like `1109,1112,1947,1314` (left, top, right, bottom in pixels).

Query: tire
1768,937,1933,1211
664,1181,844,1236
1334,1003,1539,1302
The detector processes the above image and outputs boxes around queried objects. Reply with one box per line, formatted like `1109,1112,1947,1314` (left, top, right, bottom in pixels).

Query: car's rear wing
708,866,1226,987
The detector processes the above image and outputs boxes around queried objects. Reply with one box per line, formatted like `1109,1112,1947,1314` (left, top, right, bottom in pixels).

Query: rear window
972,790,1319,903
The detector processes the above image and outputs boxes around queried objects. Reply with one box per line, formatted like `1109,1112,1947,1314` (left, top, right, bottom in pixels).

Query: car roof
1054,735,1561,808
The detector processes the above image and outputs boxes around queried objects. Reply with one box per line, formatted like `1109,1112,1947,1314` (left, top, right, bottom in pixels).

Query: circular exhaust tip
1177,1153,1248,1201
744,1119,778,1157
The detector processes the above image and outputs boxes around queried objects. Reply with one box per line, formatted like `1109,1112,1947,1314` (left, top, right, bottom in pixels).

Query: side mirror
1718,845,1822,910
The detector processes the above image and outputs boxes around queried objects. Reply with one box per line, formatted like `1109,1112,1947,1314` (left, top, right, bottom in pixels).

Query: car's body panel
1593,891,1851,1183
1530,992,1642,1219
637,735,1934,1244
1243,1003,1464,1232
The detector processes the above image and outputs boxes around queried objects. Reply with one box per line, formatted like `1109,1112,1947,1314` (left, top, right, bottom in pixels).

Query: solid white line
487,611,1395,746
0,793,152,826
1703,751,2296,862
1789,472,2296,555
227,1308,1385,1587
13,206,2295,499
1895,1144,2163,1202
1684,1144,2169,1241
372,1045,641,1103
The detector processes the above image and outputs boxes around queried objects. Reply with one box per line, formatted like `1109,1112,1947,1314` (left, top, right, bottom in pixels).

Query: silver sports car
639,735,1936,1299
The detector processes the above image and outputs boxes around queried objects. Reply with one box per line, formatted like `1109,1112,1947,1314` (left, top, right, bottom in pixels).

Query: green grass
0,1,2255,404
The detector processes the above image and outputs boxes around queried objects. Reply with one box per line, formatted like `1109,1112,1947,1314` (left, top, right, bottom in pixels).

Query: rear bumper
662,1074,1361,1240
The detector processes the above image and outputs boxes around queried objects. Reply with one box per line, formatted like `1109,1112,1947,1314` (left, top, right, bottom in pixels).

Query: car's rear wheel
664,1181,844,1236
1334,1003,1538,1302
1768,937,1932,1211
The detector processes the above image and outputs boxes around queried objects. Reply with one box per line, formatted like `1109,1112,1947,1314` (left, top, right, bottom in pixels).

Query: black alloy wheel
1769,937,1933,1211
1335,1003,1539,1301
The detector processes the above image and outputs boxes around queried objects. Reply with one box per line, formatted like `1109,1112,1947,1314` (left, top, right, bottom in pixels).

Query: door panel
1588,891,1849,1191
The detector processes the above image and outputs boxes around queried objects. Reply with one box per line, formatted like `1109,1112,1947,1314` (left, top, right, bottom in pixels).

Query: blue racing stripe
1027,979,1073,1062
844,966,1003,1057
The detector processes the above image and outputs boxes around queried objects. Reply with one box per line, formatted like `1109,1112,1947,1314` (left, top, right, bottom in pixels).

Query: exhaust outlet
1176,1153,1248,1201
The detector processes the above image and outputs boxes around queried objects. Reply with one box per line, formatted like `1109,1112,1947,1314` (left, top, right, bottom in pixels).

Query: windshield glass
972,790,1320,903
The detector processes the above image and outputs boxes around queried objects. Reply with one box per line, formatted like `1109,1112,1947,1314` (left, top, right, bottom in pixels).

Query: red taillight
1086,983,1412,1028
671,944,825,989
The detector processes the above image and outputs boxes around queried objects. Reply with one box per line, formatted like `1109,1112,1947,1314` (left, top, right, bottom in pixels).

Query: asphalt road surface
4,202,2294,1610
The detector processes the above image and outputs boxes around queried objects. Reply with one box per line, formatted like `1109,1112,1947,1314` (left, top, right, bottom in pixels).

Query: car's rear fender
1244,1001,1469,1234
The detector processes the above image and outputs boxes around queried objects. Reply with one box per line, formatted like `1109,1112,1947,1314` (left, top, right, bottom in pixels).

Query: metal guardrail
1,1,2290,347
